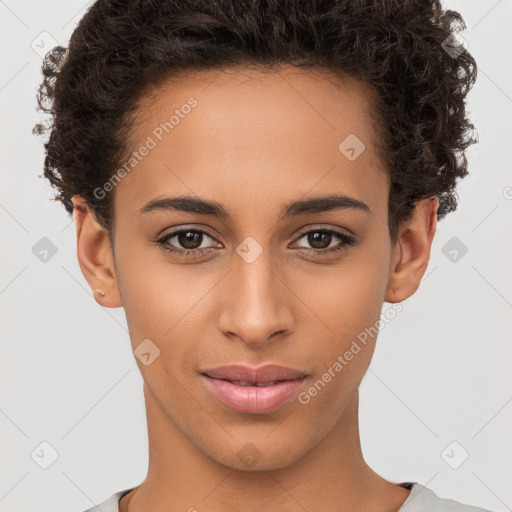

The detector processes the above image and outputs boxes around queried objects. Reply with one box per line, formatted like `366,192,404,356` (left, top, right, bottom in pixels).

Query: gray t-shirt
81,482,495,512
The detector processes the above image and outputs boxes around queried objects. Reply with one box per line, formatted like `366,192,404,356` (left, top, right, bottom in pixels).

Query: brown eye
307,231,333,249
175,230,204,249
156,227,220,258
292,228,357,255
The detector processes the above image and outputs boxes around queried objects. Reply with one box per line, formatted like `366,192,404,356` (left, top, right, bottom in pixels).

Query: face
73,64,437,472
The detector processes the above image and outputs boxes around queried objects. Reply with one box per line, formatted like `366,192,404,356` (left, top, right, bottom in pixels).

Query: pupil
179,231,201,249
175,231,333,251
309,231,331,249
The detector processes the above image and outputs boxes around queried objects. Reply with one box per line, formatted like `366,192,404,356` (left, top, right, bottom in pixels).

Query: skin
71,65,438,512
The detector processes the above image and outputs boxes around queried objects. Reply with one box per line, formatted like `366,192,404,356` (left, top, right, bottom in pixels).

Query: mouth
200,364,308,414
218,379,288,387
201,363,308,382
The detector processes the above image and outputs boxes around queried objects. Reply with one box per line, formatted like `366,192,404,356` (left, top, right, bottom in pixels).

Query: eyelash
155,226,357,259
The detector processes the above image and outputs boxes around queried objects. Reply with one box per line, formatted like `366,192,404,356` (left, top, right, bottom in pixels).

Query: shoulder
79,488,134,512
79,483,496,512
400,482,496,512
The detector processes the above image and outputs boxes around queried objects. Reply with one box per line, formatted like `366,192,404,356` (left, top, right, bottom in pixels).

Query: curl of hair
33,0,477,244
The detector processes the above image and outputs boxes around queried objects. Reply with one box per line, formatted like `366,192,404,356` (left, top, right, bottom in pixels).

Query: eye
155,226,357,259
291,228,357,255
156,227,220,258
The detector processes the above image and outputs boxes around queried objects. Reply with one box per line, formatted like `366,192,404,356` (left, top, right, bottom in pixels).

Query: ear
71,195,123,308
384,196,439,303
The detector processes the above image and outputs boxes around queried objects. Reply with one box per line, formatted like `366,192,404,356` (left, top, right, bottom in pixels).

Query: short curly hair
33,0,477,245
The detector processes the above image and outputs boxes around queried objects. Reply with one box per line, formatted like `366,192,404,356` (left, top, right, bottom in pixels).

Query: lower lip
201,375,306,414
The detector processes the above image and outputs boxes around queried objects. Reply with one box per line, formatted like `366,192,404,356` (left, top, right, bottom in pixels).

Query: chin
202,435,308,472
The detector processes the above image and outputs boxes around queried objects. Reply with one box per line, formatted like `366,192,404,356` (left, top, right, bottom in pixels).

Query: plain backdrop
0,1,511,511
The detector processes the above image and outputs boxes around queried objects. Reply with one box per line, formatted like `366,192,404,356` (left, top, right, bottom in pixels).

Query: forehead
114,64,389,221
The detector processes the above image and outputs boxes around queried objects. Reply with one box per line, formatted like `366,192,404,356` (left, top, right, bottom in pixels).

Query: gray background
1,1,511,511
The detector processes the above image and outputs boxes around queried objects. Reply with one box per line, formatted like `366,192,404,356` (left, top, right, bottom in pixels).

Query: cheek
114,246,220,359
296,246,391,383
301,250,390,335
115,230,390,360
294,266,388,416
112,242,175,342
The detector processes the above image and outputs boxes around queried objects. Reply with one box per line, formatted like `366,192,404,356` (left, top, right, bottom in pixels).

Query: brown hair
33,0,477,245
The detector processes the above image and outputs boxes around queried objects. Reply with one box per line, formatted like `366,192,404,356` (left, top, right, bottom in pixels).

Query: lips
200,364,308,414
228,380,282,387
202,364,307,383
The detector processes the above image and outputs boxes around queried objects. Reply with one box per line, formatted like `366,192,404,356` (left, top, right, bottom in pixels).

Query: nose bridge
217,242,293,344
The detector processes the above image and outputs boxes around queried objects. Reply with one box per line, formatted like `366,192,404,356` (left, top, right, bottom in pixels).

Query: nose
216,249,295,347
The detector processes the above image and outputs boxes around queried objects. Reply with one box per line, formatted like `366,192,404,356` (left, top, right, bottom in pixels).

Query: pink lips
201,364,308,414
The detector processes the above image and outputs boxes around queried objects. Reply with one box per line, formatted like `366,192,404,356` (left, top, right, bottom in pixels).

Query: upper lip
202,364,307,383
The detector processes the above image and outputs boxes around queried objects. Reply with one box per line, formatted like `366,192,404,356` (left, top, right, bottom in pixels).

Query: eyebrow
137,193,372,219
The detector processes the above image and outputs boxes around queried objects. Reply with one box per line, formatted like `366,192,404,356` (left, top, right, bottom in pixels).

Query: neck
121,385,410,512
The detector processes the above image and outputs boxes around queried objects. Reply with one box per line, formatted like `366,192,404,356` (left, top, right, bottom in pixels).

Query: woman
34,1,491,511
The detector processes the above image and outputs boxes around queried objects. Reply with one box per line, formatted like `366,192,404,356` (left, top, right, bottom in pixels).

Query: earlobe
71,195,123,308
384,196,439,304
